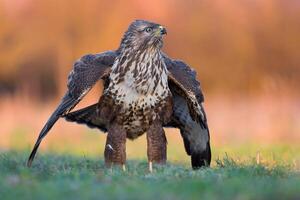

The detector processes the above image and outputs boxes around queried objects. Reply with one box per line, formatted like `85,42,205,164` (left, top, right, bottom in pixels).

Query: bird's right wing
27,50,118,167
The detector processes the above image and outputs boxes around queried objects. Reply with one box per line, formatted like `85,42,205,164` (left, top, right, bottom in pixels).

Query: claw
122,164,126,172
149,161,153,173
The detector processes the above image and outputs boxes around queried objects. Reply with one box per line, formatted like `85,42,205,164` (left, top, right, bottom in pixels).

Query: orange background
0,0,299,156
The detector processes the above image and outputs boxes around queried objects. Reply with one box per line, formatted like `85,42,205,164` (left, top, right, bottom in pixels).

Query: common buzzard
27,20,211,171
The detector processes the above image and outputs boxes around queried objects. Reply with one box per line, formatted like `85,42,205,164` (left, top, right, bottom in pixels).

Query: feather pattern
27,51,117,167
29,20,211,169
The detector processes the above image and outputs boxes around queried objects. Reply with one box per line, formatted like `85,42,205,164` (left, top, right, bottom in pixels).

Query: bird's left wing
163,54,211,169
27,51,118,167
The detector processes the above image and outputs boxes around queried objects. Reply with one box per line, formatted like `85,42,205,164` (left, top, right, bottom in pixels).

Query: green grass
0,151,299,200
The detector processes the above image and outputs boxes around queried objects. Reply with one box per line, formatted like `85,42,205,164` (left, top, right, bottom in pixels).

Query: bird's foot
106,163,126,172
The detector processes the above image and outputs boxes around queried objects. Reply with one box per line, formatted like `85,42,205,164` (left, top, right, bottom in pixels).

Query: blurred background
0,0,299,164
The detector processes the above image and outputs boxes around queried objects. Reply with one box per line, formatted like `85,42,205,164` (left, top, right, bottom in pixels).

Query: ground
1,122,300,200
0,148,299,200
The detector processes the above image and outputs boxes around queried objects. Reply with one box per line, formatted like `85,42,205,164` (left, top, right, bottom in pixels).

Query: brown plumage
27,20,211,170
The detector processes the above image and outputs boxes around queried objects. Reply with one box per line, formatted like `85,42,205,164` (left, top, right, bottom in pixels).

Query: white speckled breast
105,49,171,138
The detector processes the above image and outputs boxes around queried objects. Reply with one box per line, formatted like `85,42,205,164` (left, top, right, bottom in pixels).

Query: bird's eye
145,27,153,33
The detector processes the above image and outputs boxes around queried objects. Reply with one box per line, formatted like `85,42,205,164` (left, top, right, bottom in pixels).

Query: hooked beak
159,25,167,35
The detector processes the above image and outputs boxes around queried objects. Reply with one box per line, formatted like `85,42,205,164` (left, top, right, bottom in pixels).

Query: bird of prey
27,20,211,171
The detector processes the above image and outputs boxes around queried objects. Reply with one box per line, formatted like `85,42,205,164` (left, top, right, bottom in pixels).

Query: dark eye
145,27,153,33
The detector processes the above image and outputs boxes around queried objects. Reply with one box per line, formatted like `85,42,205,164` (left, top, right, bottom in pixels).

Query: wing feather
27,51,118,167
163,54,204,103
164,54,211,168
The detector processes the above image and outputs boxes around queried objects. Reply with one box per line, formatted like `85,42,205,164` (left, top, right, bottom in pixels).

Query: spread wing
164,54,211,169
27,50,118,167
61,53,211,169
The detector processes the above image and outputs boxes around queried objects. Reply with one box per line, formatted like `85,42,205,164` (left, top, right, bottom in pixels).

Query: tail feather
64,104,107,132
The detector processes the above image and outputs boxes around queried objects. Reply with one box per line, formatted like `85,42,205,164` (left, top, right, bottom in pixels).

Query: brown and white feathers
27,20,211,169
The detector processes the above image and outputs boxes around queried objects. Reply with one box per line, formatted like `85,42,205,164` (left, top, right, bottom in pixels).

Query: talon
122,164,126,172
149,161,153,173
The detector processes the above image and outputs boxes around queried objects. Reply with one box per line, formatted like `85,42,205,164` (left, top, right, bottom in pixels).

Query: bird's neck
108,46,169,96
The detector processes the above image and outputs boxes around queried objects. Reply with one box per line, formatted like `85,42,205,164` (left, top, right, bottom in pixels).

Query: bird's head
119,20,167,51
